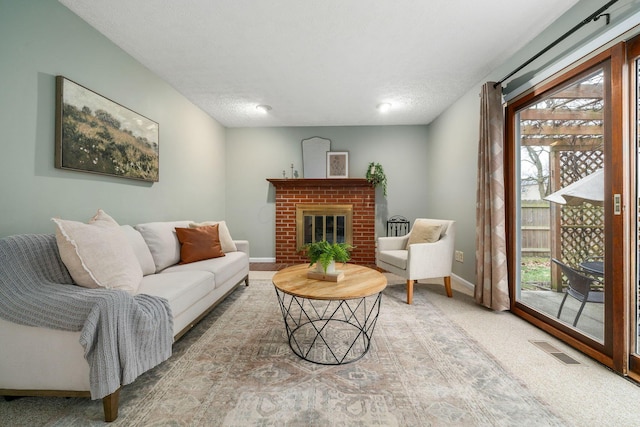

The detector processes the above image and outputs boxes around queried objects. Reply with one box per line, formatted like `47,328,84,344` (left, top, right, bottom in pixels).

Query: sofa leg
444,276,453,298
406,279,414,305
103,389,120,422
244,275,249,286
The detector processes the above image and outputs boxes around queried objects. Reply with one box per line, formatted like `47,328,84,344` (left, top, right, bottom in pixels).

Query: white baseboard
452,273,475,292
250,257,276,263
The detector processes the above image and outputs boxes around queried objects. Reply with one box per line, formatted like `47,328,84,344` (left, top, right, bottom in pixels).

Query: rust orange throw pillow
175,224,225,264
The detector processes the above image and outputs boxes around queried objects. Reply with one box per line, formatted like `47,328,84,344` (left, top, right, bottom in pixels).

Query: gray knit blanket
0,234,173,399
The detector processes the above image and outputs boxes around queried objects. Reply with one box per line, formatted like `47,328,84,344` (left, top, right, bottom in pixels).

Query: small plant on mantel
366,162,388,196
304,241,352,273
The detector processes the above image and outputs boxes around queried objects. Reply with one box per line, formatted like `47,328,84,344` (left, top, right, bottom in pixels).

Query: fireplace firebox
296,204,353,250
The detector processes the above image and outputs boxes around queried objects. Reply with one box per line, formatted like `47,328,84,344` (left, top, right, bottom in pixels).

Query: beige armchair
376,218,456,304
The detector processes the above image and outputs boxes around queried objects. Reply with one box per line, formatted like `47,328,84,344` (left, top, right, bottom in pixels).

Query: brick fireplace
267,178,376,265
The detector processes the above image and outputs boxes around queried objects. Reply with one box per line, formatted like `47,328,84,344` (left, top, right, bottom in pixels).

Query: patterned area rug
0,280,565,426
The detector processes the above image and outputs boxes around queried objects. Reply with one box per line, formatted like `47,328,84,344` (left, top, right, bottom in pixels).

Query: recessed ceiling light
256,104,272,113
377,103,391,113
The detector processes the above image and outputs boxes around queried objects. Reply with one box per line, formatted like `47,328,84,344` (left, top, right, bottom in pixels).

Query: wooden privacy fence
521,201,550,257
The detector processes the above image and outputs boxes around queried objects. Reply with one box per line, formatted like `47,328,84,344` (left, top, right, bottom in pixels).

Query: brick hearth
267,178,376,265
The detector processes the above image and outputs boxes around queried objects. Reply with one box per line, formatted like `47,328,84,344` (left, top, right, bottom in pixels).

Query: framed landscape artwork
55,76,159,182
327,151,349,178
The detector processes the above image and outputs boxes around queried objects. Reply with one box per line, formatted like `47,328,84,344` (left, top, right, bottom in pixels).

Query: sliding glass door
513,65,609,348
507,44,626,368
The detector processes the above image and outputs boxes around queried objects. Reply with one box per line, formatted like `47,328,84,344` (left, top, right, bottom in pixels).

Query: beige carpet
0,280,565,426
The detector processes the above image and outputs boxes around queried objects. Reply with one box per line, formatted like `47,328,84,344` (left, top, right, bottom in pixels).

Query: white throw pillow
135,220,192,271
189,220,237,253
52,210,143,293
120,225,156,276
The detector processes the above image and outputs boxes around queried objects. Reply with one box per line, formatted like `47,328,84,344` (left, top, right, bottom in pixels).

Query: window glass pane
304,216,312,245
326,216,334,243
517,69,605,343
315,216,324,242
337,216,345,243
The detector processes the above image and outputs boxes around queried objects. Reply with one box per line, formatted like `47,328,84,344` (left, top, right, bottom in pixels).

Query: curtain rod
493,0,619,88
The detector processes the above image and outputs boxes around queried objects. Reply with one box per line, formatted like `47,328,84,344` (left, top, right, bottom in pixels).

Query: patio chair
552,258,604,327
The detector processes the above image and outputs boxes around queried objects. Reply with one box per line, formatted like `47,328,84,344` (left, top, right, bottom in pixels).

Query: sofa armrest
377,235,410,252
233,240,250,256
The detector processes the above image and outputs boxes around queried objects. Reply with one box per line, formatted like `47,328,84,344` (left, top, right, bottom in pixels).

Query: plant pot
316,260,336,274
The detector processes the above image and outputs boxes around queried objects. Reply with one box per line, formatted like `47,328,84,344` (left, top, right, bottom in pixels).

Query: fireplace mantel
267,178,371,188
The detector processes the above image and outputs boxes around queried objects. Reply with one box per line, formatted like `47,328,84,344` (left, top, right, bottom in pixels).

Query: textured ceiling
59,0,580,127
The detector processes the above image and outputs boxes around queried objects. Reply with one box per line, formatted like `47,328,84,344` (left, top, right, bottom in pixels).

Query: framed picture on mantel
327,151,349,178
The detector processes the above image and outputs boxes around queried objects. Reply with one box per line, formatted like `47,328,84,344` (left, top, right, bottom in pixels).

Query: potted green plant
366,162,388,196
304,240,352,273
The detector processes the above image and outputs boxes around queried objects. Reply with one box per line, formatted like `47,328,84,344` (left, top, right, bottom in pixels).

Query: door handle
614,194,621,215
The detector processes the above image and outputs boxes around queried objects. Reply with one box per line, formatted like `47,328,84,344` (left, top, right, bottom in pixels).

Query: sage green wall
0,0,226,237
225,126,429,260
426,89,480,283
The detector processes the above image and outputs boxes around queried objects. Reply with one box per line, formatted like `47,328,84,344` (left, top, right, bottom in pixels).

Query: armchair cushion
377,235,410,251
406,220,443,248
377,250,408,270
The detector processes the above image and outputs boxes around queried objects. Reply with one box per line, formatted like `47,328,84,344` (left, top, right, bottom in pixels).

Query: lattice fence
557,149,604,278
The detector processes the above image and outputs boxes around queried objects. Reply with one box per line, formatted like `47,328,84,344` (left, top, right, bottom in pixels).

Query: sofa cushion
175,225,225,264
162,251,248,288
120,225,156,276
406,220,443,248
135,220,192,272
377,250,408,270
136,270,215,321
52,209,142,292
189,220,237,253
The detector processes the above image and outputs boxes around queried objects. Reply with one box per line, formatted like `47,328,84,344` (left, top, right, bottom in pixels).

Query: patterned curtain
475,82,509,311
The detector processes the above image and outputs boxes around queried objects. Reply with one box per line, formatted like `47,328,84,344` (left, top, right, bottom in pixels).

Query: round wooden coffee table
272,263,387,365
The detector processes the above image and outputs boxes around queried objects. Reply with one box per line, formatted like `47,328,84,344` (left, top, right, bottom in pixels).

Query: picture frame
326,151,349,178
55,76,159,182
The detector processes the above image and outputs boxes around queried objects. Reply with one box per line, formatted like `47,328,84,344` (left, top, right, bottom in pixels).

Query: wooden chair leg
406,279,414,305
103,388,120,422
444,276,453,298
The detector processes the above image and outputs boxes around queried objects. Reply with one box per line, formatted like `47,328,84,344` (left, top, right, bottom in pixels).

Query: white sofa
0,219,249,422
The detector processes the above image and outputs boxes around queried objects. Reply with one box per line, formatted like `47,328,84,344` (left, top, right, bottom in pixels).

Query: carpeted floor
0,279,566,426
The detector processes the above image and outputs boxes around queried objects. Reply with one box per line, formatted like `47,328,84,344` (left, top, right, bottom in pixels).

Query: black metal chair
552,258,604,327
386,215,410,237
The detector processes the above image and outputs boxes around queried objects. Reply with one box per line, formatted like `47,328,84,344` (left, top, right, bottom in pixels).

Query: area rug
0,280,565,426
